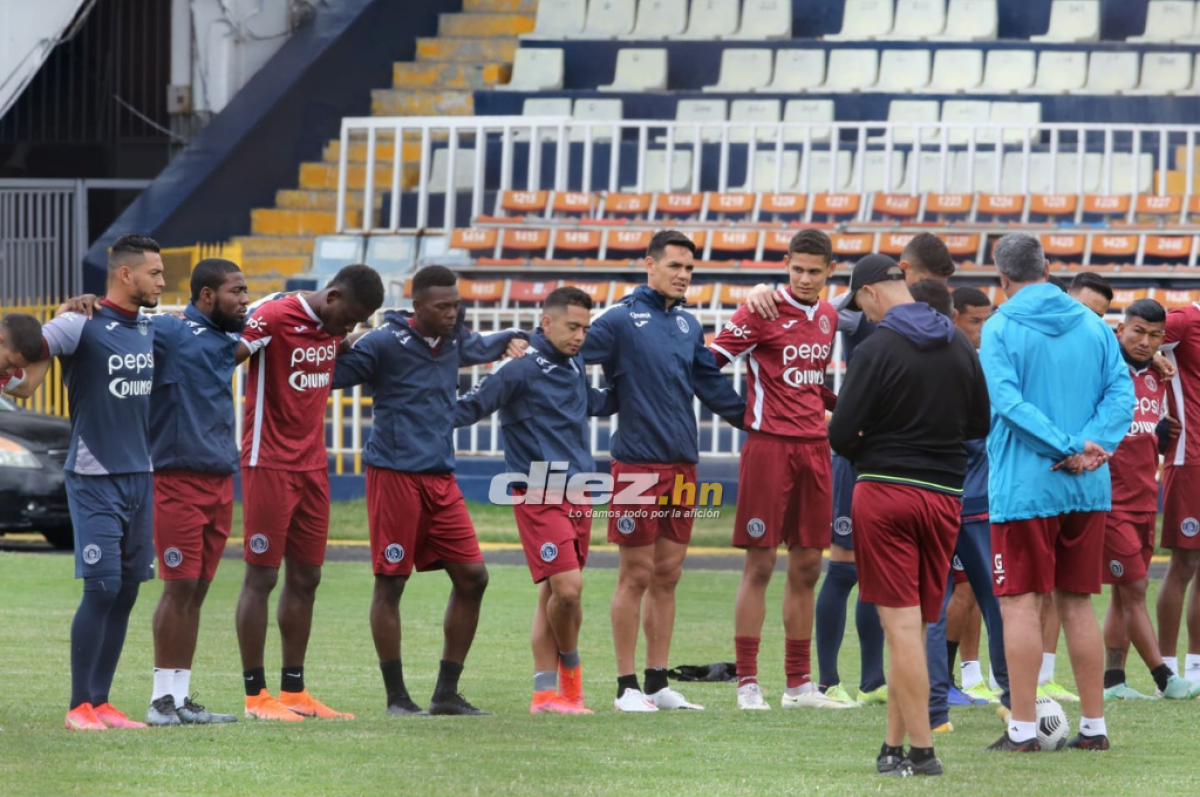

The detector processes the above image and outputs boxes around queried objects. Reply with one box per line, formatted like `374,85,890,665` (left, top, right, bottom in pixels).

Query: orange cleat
542,697,594,715
279,689,355,719
530,689,558,714
559,664,586,710
65,703,106,731
93,703,147,729
245,689,305,722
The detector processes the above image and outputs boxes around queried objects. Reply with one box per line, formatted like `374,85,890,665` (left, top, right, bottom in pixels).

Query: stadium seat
757,193,807,221
529,0,587,38
813,194,863,221
805,151,855,193
458,279,506,304
735,151,800,192
782,99,834,143
631,0,688,38
718,283,759,307
987,100,1041,144
973,50,1035,93
499,228,552,259
507,280,560,305
1135,52,1194,94
1081,52,1139,95
906,151,954,192
427,149,478,192
517,98,573,142
550,191,598,218
551,228,603,259
1040,232,1086,261
669,99,727,143
450,228,500,258
858,150,908,192
565,281,611,304
762,50,826,93
941,99,990,144
729,99,781,143
1004,152,1101,194
497,48,565,91
583,0,637,38
604,229,654,259
928,49,984,92
312,236,365,276
570,99,624,142
363,235,416,274
875,50,932,93
884,0,947,40
822,50,880,92
685,283,716,307
1110,153,1155,194
827,0,895,41
1137,194,1185,225
683,0,740,39
600,192,652,219
703,48,774,93
706,230,761,261
497,190,550,219
599,48,668,92
1031,0,1100,43
1033,51,1087,94
732,0,792,39
831,233,874,258
926,192,975,219
1082,194,1132,222
1144,235,1194,263
707,192,757,221
873,194,922,221
1028,193,1078,222
1128,1,1194,42
624,150,693,192
653,192,704,220
872,100,939,144
1158,289,1199,309
1090,234,1139,264
937,0,998,41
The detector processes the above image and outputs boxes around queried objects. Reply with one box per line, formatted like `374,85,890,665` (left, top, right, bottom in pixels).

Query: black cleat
428,692,491,716
146,695,183,727
177,697,237,724
985,732,1040,752
876,744,906,774
1065,733,1110,751
387,697,429,716
885,757,944,777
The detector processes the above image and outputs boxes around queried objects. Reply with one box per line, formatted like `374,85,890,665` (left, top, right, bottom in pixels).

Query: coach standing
981,233,1133,752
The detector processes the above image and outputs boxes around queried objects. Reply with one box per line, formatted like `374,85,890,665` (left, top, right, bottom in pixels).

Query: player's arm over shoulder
235,297,283,363
709,304,758,366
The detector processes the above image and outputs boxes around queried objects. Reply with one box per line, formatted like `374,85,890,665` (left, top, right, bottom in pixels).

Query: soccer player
1069,272,1114,318
982,233,1134,752
331,265,526,716
745,232,957,706
236,265,384,721
706,229,845,711
454,287,613,715
829,254,990,777
1102,299,1200,701
583,229,745,712
40,234,164,731
0,313,48,398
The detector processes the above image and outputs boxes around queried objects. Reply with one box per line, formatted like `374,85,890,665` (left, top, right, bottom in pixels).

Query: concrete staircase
229,0,536,294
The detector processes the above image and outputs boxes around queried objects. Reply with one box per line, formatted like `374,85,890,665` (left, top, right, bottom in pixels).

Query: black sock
617,673,639,699
879,742,904,758
644,667,668,695
243,667,267,698
434,659,463,697
946,640,960,687
1103,668,1126,689
1151,663,1173,692
281,666,305,694
69,578,120,709
909,746,936,764
380,660,409,705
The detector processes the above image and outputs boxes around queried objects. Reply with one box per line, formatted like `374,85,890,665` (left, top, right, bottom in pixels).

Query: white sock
785,682,816,697
1164,656,1179,675
1038,652,1057,685
1009,719,1037,743
152,668,174,702
1080,716,1107,737
172,669,192,706
961,661,983,690
989,667,1000,692
1186,654,1200,675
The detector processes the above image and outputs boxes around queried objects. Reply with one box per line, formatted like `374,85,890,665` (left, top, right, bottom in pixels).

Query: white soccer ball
1036,697,1070,751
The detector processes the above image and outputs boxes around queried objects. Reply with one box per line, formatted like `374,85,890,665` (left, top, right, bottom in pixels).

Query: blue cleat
948,685,987,706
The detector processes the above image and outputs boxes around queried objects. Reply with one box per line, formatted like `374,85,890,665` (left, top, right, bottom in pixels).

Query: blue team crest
82,544,102,565
138,318,149,336
164,548,183,568
384,543,405,563
675,316,690,334
617,515,636,535
747,518,766,538
540,542,559,562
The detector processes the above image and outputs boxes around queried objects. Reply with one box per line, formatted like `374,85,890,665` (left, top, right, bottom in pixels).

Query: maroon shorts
366,467,482,577
732,434,831,550
851,481,960,623
242,467,329,568
513,489,591,583
951,554,969,585
990,511,1105,596
154,470,233,582
1161,466,1200,550
1103,511,1156,586
607,460,698,547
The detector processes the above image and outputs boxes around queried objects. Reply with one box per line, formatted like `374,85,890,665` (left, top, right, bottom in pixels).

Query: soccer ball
1035,697,1070,751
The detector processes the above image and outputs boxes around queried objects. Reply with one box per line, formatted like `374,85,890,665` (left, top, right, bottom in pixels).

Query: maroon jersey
240,294,342,470
1110,364,1166,513
0,368,24,394
709,289,837,441
1164,304,1200,466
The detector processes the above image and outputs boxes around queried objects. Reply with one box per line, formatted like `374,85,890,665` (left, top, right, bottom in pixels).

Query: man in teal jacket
981,233,1133,753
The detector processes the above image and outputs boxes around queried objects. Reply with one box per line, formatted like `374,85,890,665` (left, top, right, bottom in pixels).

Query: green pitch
2,510,1198,796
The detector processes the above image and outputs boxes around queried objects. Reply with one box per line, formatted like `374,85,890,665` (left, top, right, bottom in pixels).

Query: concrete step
276,189,383,212
233,236,316,257
322,139,422,165
371,89,474,117
415,37,517,63
393,61,511,90
299,162,415,192
241,255,312,277
463,0,538,12
438,12,535,38
250,208,359,237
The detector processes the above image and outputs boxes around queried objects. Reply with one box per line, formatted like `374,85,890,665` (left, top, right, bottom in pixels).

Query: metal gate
0,180,85,304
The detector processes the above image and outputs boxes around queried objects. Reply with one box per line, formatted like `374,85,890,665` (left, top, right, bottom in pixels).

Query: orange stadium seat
654,192,704,221
758,193,807,221
1029,194,1078,222
552,228,602,259
708,230,760,261
1110,288,1149,309
451,228,498,257
1136,194,1184,223
1157,289,1199,309
977,194,1025,220
872,193,921,221
707,192,757,221
1039,233,1086,267
499,228,551,258
457,279,505,304
600,192,652,219
499,190,549,219
879,233,915,257
831,233,873,258
762,230,793,259
565,281,611,305
612,281,640,302
1187,195,1200,224
685,283,715,308
1091,233,1139,265
812,193,861,221
925,193,974,221
551,191,597,218
604,228,653,260
1083,194,1131,222
508,280,559,304
718,283,759,307
941,233,981,260
1144,234,1194,262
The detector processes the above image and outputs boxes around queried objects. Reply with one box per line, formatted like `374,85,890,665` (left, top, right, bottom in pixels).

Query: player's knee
787,555,822,588
651,563,683,591
243,564,279,593
374,575,407,603
618,563,653,594
453,565,489,600
287,565,322,595
81,575,122,608
551,577,583,607
112,580,140,611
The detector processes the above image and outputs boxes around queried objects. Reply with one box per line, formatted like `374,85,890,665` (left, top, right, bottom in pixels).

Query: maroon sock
785,638,811,690
735,636,760,685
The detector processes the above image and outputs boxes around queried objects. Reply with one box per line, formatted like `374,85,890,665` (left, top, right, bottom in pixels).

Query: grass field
2,510,1199,796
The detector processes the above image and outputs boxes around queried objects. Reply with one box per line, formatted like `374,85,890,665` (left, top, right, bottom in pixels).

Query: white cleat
648,687,705,710
736,683,770,710
614,689,658,713
781,686,860,710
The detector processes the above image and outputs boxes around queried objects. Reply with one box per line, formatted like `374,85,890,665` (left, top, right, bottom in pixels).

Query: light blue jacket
981,282,1134,523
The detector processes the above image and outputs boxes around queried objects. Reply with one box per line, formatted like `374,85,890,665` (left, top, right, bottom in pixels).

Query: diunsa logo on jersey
747,518,766,538
288,343,337,391
1182,518,1200,538
384,543,405,563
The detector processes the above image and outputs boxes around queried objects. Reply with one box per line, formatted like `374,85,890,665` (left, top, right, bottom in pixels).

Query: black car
0,395,72,549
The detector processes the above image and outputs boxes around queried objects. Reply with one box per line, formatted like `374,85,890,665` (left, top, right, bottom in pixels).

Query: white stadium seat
1081,52,1140,95
762,50,826,92
733,0,792,39
884,0,947,40
702,48,774,93
1033,51,1087,94
729,99,782,142
1109,153,1155,194
428,149,478,192
907,151,952,192
599,48,668,92
802,150,854,193
928,49,983,92
570,99,624,142
858,150,908,192
583,0,637,38
516,98,573,141
973,50,1035,93
941,99,990,144
496,48,564,91
988,101,1041,144
1134,52,1194,94
1031,0,1100,43
1002,153,1102,194
684,0,740,39
667,99,727,143
822,49,880,92
735,150,800,192
1128,1,1194,43
872,100,939,144
875,49,931,92
826,0,896,41
783,99,835,143
528,0,587,38
624,150,694,192
937,0,998,41
631,0,688,39
951,152,999,194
